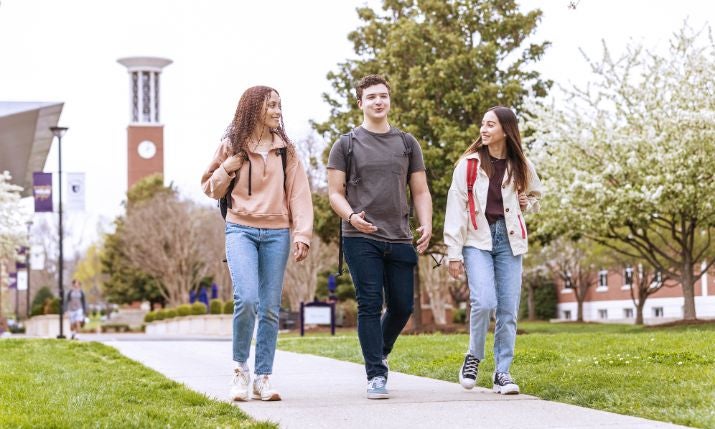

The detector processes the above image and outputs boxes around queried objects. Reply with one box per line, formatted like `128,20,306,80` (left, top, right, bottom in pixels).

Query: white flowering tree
526,25,715,320
0,171,25,265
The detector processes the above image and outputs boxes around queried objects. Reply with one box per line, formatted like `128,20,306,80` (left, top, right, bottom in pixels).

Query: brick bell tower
117,56,172,189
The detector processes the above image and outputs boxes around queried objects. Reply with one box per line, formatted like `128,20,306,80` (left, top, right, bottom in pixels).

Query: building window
624,308,634,318
131,72,139,122
563,310,572,320
650,270,663,289
624,266,633,287
564,271,573,288
598,309,608,320
653,307,664,317
597,270,608,291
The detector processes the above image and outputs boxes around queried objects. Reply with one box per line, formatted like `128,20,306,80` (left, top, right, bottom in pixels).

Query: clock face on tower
137,140,157,159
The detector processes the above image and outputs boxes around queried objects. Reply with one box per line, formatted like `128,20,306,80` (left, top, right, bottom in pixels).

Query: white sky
1,0,712,247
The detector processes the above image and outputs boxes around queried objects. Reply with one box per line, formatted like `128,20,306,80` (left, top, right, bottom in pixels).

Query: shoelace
463,356,479,377
369,377,386,389
256,375,271,392
233,368,249,382
495,373,514,385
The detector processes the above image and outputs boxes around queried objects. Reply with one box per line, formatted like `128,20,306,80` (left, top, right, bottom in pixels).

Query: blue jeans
464,219,523,373
225,222,290,375
343,237,417,380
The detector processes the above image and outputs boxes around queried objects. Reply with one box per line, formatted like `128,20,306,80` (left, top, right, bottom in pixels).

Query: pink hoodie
201,139,313,246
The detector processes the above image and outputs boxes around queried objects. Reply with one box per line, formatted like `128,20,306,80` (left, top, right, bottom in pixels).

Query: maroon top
485,157,507,225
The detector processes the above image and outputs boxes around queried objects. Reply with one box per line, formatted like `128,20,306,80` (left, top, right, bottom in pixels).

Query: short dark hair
355,75,391,101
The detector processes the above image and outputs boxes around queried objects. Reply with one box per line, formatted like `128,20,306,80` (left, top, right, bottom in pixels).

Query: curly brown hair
355,75,391,102
223,86,292,157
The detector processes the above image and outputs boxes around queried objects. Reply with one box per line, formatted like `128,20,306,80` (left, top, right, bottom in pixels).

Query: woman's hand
222,154,244,174
448,260,464,279
294,242,309,262
518,193,528,210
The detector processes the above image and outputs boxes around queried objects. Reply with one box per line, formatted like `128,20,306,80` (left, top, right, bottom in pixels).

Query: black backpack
336,129,412,275
219,147,288,219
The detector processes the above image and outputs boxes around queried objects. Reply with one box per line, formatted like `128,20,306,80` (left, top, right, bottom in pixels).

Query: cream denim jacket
444,152,543,260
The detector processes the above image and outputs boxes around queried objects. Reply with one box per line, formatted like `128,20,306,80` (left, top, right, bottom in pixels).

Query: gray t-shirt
327,126,426,243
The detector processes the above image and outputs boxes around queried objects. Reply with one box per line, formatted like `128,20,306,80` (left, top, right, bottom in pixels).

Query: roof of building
0,101,64,197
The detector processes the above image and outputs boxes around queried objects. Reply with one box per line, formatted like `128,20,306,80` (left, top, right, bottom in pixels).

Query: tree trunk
412,262,422,331
681,267,697,320
527,283,536,321
635,297,645,325
576,299,584,322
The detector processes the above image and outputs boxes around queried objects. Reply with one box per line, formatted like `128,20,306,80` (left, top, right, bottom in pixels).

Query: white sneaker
492,372,520,395
229,367,251,401
252,375,281,401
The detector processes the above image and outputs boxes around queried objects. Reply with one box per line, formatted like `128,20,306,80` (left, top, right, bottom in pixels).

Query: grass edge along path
277,322,715,429
0,339,275,429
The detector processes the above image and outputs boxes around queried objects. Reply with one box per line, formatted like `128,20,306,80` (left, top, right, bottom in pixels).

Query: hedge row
144,299,234,323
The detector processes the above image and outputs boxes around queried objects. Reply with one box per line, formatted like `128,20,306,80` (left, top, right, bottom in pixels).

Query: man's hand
349,211,378,234
448,260,464,279
415,225,432,254
294,242,309,262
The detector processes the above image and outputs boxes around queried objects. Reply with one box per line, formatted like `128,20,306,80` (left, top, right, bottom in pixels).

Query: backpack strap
337,131,355,277
466,158,479,230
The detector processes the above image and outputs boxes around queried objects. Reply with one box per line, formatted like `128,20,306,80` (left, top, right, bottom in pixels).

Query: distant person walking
327,74,433,399
65,279,87,340
444,106,543,395
201,85,313,402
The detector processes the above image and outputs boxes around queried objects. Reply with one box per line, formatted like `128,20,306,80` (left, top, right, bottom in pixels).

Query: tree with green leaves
527,24,715,320
314,0,550,249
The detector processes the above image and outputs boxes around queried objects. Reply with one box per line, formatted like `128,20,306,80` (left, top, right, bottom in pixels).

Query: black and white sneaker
492,372,520,395
459,353,479,389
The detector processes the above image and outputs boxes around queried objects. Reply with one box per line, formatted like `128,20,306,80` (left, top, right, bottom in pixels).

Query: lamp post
25,220,33,319
50,126,68,339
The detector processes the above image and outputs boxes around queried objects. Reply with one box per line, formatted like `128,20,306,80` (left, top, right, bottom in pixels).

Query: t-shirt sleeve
327,137,346,172
407,134,426,173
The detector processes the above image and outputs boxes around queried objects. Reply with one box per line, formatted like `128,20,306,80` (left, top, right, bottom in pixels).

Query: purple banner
33,172,53,212
8,272,17,289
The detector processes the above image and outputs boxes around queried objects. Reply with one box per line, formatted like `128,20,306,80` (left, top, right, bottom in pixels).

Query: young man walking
327,75,432,399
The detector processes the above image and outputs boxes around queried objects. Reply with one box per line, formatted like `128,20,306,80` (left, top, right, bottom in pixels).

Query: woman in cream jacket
444,106,543,395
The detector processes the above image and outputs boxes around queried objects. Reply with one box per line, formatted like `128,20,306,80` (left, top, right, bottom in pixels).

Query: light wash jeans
225,222,290,375
464,218,523,373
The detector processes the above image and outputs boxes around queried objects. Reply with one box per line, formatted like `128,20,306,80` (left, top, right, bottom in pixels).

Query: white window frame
598,309,608,320
653,306,664,317
623,308,634,318
596,270,609,292
561,271,574,293
622,266,634,290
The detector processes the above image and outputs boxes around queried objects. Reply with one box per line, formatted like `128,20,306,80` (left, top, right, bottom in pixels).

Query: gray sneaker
367,376,389,399
382,357,389,380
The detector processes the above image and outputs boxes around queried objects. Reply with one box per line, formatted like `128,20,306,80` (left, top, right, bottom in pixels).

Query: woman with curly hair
201,86,313,402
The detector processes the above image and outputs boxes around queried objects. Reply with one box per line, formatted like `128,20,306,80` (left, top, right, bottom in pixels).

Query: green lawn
278,321,715,428
0,340,274,429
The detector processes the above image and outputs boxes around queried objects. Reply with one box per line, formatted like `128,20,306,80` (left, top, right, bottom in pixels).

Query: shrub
223,300,234,315
154,310,166,321
339,299,357,327
43,297,60,315
176,304,192,317
30,287,54,316
191,302,207,315
452,308,467,324
209,299,223,314
164,309,177,319
144,311,156,323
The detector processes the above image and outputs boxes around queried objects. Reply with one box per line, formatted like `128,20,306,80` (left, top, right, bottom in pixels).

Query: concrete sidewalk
103,338,689,429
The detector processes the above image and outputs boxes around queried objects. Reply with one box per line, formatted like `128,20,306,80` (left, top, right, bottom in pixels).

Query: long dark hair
222,85,293,158
462,106,529,192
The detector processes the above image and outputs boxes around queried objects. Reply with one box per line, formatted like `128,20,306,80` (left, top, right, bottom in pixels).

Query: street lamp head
49,126,68,138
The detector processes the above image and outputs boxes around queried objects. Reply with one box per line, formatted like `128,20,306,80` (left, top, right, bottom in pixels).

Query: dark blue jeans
343,237,417,380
